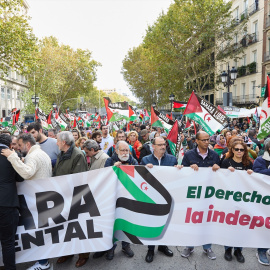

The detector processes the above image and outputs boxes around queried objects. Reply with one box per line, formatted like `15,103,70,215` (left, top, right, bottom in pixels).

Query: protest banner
1,166,270,265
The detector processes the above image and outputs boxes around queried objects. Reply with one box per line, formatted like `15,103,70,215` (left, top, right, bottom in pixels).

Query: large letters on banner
1,167,270,265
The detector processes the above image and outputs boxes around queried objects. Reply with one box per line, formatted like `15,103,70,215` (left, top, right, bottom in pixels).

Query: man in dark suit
0,134,24,270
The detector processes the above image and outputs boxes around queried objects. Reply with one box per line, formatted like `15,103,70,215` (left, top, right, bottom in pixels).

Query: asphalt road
16,244,269,270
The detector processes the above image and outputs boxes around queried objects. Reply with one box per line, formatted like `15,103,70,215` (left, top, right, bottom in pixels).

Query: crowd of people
0,117,269,270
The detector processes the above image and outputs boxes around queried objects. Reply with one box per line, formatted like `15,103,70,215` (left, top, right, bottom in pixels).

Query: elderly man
107,130,137,159
54,131,89,268
83,139,109,170
0,134,24,270
47,129,57,139
1,133,52,270
95,141,137,261
181,131,220,260
141,136,182,263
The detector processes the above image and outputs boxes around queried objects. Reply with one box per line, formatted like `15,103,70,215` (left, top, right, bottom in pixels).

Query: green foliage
24,36,100,114
0,0,37,76
122,0,245,105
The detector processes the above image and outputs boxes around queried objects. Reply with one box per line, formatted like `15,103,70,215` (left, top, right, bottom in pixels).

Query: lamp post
220,65,237,106
31,95,39,108
169,93,175,113
94,106,97,113
152,102,156,109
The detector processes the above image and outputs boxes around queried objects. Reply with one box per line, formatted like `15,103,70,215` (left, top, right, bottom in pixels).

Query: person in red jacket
127,131,142,159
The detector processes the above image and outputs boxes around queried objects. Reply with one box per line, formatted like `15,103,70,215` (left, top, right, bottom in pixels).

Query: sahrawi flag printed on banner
151,107,175,133
258,75,270,140
104,97,130,122
183,91,227,135
112,166,172,244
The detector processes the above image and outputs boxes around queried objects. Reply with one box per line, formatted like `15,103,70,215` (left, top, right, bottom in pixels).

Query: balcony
264,51,270,62
240,10,248,21
247,32,259,45
237,62,257,77
233,94,259,105
249,2,259,16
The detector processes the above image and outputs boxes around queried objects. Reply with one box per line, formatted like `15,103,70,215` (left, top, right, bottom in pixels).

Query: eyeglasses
234,148,245,152
154,143,166,147
119,149,129,153
198,139,210,142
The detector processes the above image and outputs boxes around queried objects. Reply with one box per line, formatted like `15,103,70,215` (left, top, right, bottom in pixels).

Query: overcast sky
26,0,173,100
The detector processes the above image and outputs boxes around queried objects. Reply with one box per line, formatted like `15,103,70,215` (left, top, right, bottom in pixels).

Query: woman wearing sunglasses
221,140,253,263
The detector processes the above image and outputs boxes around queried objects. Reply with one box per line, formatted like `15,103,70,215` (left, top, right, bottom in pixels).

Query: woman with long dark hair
221,140,253,263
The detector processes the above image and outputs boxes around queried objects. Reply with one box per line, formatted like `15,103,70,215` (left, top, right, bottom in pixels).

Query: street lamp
94,106,97,113
220,65,237,106
31,95,40,108
152,102,156,109
169,93,175,113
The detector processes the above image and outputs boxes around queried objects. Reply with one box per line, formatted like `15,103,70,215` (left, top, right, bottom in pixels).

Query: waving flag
253,108,259,124
129,106,137,121
258,76,270,139
183,91,227,135
103,97,129,122
151,107,175,133
112,166,172,244
173,101,187,111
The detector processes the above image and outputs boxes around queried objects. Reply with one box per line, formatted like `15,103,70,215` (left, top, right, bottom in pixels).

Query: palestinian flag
183,91,227,135
129,106,137,121
253,108,259,124
104,97,129,122
36,108,51,130
144,109,150,121
166,113,173,120
112,165,172,244
167,120,184,164
258,76,270,139
12,109,20,125
151,107,175,133
173,101,187,111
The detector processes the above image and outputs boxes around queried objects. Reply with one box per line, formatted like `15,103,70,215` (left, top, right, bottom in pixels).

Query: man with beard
92,131,102,145
27,122,60,167
94,141,137,261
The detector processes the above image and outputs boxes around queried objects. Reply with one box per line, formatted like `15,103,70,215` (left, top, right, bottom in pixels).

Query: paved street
17,244,268,270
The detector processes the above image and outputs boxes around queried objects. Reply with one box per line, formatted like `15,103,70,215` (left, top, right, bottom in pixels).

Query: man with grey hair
54,131,89,268
93,141,137,261
83,139,109,170
47,128,57,139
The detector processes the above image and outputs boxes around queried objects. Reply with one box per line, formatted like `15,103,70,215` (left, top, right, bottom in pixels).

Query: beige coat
90,150,109,170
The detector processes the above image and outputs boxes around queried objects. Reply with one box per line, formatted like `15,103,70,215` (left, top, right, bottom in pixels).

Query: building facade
216,0,263,108
0,0,29,118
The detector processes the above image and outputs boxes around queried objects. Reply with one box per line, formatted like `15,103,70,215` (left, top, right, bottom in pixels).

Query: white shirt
100,135,114,154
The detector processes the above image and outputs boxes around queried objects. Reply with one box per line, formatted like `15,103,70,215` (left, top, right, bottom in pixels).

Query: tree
23,36,100,114
0,0,37,75
122,0,245,105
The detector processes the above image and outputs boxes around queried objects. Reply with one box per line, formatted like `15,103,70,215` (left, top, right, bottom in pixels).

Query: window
251,81,256,96
1,87,5,99
235,7,239,20
7,89,11,100
17,91,20,100
252,50,257,62
2,110,6,117
242,55,247,65
244,0,248,13
241,83,246,98
233,85,237,97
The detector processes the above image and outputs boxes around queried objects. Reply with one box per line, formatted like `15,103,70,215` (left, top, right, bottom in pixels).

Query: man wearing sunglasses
181,131,221,260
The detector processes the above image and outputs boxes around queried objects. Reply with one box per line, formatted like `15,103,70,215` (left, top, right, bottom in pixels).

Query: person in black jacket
0,134,24,270
181,131,220,260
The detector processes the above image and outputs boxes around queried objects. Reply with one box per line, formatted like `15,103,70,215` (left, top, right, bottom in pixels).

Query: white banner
1,166,270,265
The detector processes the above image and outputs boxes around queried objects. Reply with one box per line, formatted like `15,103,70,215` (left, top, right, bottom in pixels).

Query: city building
0,0,29,118
216,0,263,108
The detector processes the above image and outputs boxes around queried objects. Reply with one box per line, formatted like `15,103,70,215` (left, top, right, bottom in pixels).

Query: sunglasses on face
234,148,244,152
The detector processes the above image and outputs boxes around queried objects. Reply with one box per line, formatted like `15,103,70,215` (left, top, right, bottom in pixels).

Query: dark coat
182,147,221,167
253,156,270,176
53,144,88,176
0,144,23,208
105,151,138,167
141,153,177,166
